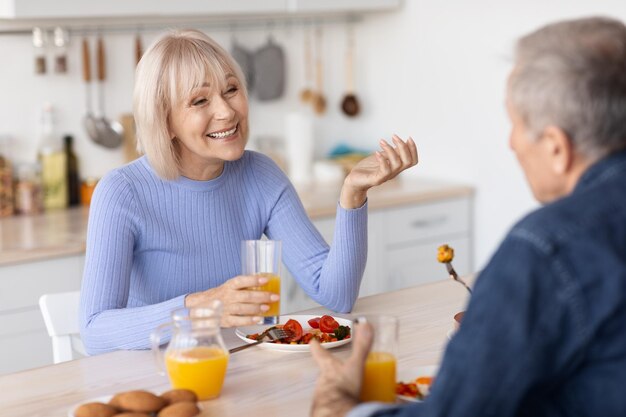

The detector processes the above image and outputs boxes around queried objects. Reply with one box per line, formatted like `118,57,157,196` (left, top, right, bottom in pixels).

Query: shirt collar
574,148,626,194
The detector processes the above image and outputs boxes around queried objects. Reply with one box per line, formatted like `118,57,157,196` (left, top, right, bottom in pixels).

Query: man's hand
310,321,374,417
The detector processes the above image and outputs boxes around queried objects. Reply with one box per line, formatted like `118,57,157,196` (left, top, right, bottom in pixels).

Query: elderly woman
79,29,418,354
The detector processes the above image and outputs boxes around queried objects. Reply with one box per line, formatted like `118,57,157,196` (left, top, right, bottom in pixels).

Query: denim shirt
349,150,626,417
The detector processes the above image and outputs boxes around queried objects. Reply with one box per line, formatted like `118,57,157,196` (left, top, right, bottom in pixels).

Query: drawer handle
410,216,448,228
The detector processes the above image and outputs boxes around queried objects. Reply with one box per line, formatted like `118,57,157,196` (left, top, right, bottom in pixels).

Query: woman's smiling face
168,73,249,180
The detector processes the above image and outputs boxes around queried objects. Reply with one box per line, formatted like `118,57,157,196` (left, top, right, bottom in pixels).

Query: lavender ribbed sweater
79,151,367,354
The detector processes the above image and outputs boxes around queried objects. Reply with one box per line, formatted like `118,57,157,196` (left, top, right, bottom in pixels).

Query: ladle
94,35,124,148
299,29,314,103
312,27,327,115
81,38,99,142
340,26,361,117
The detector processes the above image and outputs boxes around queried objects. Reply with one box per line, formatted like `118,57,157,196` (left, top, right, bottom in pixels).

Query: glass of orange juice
241,240,282,325
151,302,229,400
359,315,399,403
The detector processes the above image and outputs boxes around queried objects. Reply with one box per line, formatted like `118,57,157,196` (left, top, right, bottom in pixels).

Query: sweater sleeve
252,154,367,312
79,170,186,355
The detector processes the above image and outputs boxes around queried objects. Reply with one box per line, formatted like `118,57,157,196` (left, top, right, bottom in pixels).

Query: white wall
1,0,626,270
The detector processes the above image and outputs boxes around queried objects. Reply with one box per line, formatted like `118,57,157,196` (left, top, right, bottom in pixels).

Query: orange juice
165,346,229,400
253,272,281,317
360,351,397,402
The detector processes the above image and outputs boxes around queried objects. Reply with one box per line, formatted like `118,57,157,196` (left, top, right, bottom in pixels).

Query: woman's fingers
227,274,267,290
391,134,415,168
229,288,277,304
379,139,402,172
224,301,270,316
222,314,264,327
407,137,419,165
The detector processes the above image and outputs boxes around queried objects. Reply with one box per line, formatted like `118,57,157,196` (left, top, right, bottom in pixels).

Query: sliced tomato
307,317,321,329
319,315,340,333
302,333,314,344
282,319,303,343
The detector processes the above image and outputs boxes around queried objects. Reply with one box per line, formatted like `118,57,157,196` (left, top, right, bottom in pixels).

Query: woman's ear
541,125,575,175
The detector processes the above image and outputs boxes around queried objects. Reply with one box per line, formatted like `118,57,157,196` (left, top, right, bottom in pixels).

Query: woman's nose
211,96,235,120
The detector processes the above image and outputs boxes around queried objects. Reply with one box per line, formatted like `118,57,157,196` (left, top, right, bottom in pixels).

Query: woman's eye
225,86,238,95
192,98,208,106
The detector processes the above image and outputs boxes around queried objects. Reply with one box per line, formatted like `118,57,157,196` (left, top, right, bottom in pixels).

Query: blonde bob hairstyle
133,29,248,180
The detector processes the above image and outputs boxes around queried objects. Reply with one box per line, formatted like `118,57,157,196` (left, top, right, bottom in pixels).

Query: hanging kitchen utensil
94,35,124,148
254,34,285,101
312,27,327,115
340,26,361,117
82,38,99,143
134,32,143,66
299,28,314,103
53,27,68,74
231,31,255,92
32,27,46,75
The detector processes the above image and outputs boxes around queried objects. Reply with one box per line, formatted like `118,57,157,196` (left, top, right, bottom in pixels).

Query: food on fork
437,244,454,263
246,315,351,344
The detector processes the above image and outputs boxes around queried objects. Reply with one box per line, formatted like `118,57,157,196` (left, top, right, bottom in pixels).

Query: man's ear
541,125,574,175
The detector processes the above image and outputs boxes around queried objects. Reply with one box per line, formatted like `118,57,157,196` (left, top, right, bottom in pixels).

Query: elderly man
310,16,626,417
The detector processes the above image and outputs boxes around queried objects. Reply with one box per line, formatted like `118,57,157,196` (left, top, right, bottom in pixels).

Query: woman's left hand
340,135,418,209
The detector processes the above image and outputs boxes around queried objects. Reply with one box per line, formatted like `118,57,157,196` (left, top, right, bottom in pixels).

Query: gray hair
133,29,248,180
509,16,626,160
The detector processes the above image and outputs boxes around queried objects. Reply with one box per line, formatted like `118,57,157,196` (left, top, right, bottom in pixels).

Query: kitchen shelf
0,0,401,35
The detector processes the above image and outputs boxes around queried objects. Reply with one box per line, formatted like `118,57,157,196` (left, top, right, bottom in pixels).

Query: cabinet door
385,236,470,292
280,212,382,313
0,255,84,375
384,198,471,247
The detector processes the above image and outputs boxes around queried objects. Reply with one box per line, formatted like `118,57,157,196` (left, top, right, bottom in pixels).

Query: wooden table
0,280,470,416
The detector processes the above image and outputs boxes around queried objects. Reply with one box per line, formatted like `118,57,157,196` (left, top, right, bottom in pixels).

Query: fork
446,263,472,294
229,328,293,354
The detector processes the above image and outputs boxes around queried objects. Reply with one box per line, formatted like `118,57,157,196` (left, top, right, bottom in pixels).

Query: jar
80,177,98,206
14,163,43,215
151,300,229,401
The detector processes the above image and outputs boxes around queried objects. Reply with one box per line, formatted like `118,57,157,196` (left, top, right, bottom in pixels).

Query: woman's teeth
208,126,237,139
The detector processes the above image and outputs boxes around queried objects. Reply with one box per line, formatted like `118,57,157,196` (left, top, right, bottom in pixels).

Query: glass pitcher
151,300,229,401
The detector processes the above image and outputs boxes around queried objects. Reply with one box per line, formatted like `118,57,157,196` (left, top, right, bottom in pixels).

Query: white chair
39,291,86,363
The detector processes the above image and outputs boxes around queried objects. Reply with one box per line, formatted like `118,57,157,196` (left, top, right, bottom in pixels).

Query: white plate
396,365,439,403
68,395,113,417
235,314,352,352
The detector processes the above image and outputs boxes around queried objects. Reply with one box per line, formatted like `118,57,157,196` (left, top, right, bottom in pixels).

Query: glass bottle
38,103,68,210
64,135,80,206
151,300,229,401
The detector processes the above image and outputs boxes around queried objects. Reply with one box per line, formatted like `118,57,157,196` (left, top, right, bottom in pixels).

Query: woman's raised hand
185,275,278,327
340,135,418,209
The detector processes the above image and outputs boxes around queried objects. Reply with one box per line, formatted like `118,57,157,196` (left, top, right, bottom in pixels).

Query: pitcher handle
151,322,172,376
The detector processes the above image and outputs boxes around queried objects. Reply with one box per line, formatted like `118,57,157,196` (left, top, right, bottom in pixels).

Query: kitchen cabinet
281,195,473,313
0,254,84,374
0,0,401,20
